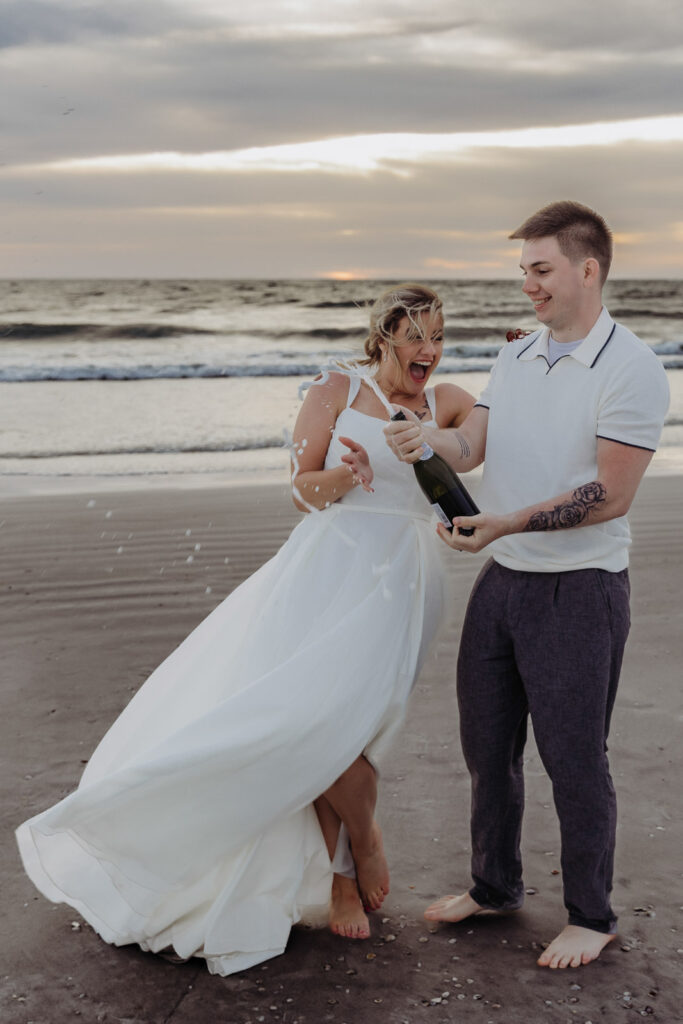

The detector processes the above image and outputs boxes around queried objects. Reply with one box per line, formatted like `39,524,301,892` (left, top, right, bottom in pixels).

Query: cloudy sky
1,0,682,278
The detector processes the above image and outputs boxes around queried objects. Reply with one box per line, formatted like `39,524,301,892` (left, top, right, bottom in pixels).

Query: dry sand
1,476,682,1024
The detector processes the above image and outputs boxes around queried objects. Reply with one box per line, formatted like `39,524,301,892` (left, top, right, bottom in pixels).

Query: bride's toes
364,882,389,912
354,823,390,912
329,874,370,940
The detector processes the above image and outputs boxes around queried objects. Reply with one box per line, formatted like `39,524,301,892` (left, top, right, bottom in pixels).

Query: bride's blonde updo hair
359,283,443,368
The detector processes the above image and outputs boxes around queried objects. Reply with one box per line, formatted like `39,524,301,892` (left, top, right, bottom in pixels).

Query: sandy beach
2,475,682,1024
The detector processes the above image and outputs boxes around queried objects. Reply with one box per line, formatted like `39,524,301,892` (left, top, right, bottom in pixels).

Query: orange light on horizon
318,270,366,280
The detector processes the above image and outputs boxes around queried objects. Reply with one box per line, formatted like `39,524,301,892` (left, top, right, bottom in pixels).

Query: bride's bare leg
313,796,370,939
314,794,342,862
322,756,390,911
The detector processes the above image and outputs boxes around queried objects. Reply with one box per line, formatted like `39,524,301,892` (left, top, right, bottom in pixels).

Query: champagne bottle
392,411,479,535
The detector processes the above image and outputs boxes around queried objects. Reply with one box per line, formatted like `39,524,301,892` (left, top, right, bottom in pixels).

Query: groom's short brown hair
510,200,613,285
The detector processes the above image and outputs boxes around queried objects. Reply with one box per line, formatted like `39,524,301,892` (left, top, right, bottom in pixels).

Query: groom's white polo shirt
475,307,670,573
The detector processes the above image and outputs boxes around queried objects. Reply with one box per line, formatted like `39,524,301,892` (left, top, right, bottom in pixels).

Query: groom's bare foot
329,874,370,939
537,925,615,968
353,822,390,911
424,892,483,922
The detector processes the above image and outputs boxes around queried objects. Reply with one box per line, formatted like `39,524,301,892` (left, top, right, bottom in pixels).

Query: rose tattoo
523,482,607,532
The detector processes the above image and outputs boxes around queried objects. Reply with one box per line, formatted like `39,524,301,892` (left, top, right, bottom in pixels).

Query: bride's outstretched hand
339,437,374,492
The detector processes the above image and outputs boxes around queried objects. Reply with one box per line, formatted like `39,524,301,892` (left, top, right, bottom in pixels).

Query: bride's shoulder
299,370,351,419
324,370,353,392
432,381,477,427
303,369,350,396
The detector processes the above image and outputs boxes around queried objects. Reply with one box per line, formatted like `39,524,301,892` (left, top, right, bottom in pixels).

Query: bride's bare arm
384,404,488,473
291,374,373,512
433,382,476,429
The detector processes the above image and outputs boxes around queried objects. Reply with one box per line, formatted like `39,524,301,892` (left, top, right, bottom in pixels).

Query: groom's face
520,236,587,334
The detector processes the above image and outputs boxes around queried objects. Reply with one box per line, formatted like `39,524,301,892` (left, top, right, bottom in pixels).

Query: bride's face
380,311,444,395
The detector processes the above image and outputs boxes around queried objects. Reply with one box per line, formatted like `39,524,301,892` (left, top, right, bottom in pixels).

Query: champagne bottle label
431,503,453,527
419,444,434,461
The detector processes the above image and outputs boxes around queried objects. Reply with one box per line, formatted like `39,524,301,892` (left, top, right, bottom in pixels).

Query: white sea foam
1,278,682,481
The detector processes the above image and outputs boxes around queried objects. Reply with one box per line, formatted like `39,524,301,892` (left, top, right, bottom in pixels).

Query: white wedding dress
16,374,448,976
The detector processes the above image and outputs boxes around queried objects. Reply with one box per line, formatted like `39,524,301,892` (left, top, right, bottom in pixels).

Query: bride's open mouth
408,360,432,383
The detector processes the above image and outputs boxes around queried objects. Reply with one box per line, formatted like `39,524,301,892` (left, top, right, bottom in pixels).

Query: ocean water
1,278,682,488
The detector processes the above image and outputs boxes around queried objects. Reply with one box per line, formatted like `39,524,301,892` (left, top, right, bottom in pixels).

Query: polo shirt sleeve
597,351,670,451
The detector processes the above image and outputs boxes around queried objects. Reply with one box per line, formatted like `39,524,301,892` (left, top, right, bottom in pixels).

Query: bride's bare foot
329,874,370,939
353,822,390,911
537,925,615,969
424,892,483,922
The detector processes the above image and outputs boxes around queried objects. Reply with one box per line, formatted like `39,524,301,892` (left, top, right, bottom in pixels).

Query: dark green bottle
392,411,479,535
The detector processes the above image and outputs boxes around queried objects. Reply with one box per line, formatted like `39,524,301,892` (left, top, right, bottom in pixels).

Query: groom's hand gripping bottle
391,411,479,536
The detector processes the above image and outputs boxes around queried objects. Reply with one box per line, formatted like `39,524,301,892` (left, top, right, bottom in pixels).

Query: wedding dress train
16,375,448,975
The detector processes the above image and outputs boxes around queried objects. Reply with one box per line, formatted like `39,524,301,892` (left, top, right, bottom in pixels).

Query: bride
16,283,474,976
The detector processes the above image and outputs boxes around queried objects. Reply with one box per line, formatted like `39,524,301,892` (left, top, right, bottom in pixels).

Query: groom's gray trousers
457,558,631,934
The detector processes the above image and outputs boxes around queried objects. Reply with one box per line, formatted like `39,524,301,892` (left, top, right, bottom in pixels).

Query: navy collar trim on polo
516,307,617,369
516,331,542,359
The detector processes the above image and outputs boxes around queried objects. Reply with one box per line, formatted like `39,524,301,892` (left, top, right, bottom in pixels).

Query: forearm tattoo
454,431,471,459
413,405,470,460
523,481,606,532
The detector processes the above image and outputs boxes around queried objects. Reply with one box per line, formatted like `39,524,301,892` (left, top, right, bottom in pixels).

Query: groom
385,200,669,968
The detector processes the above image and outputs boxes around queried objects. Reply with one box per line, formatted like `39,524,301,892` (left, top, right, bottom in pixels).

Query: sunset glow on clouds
18,115,683,177
2,0,682,276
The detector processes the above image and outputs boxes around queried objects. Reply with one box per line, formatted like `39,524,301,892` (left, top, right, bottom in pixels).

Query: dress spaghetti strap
346,374,362,408
425,386,437,422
